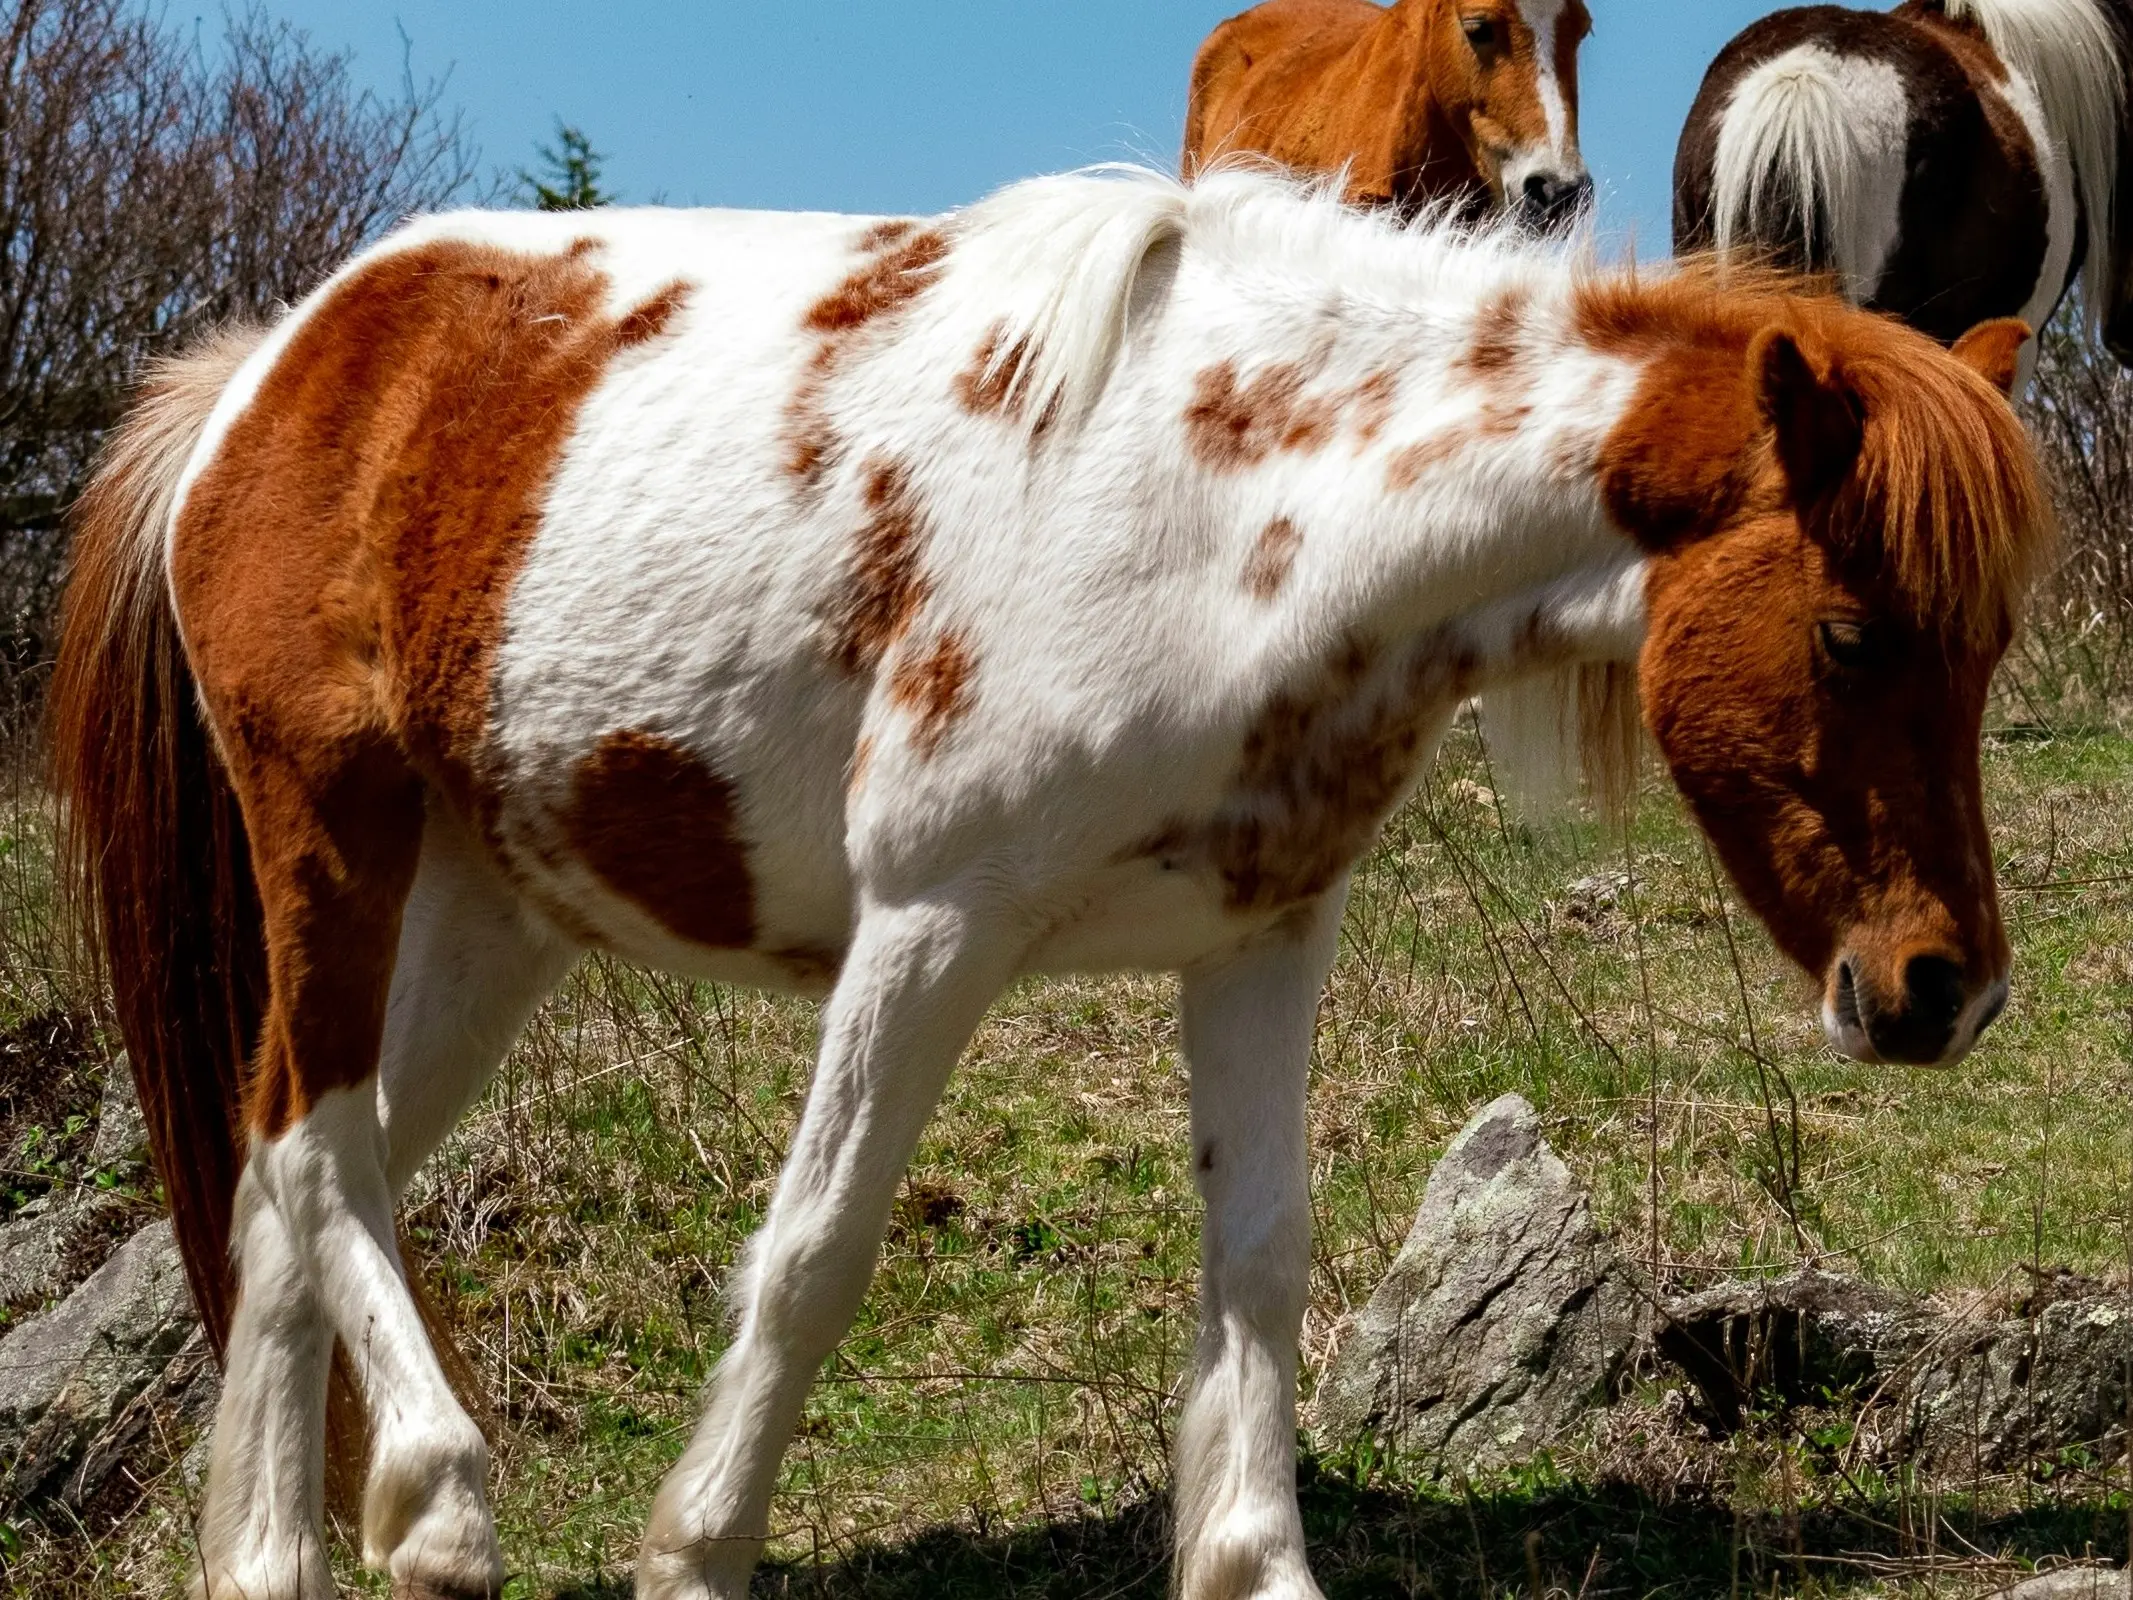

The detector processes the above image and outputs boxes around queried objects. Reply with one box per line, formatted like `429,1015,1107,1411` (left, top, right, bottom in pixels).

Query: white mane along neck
935,165,1583,442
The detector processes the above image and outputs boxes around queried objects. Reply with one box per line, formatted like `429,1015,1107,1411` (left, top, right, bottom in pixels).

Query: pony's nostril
1835,958,1863,1033
1903,955,1965,1034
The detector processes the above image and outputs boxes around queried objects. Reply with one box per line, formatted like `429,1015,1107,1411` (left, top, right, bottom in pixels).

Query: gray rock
87,1058,147,1175
67,1324,218,1512
0,1219,197,1509
1314,1094,1634,1472
1900,1293,2133,1475
1992,1570,2131,1599
1648,1270,2133,1479
0,1191,135,1313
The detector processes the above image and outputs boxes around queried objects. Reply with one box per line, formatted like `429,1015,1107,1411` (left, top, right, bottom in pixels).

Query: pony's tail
48,326,267,1357
1479,665,1641,821
1709,47,1906,299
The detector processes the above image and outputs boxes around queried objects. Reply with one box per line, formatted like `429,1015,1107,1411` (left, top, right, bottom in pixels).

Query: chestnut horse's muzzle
1515,171,1594,234
1822,951,2009,1066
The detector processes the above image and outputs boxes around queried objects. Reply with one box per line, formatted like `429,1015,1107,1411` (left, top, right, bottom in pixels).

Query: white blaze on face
1500,0,1589,206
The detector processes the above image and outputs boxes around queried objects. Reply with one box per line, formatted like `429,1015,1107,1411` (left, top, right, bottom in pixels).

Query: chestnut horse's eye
1461,15,1500,55
1816,619,1873,671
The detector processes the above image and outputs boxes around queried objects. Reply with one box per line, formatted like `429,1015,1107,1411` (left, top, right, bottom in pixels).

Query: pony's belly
1022,866,1273,977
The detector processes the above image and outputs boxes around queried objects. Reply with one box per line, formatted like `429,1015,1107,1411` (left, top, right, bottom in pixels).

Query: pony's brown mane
1579,257,2054,644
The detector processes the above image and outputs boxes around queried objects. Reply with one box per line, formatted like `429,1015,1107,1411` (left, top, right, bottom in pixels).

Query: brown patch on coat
954,322,1060,433
1208,633,1480,910
849,734,875,794
888,630,976,757
1385,402,1529,491
804,228,950,336
1242,516,1304,600
566,730,756,950
1185,360,1403,470
957,323,1033,415
1458,287,1532,382
858,218,918,253
616,280,693,347
783,226,951,487
1352,370,1399,443
827,457,932,673
166,240,693,1136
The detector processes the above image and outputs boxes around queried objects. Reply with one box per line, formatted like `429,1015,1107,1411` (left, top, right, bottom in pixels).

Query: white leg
196,813,573,1600
194,1171,334,1600
1174,891,1345,1600
637,890,1023,1600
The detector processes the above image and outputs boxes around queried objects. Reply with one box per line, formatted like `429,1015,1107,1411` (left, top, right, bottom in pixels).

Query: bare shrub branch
0,0,476,663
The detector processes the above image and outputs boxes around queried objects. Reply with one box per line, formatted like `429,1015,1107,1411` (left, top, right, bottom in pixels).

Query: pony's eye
1462,16,1499,53
1817,619,1873,670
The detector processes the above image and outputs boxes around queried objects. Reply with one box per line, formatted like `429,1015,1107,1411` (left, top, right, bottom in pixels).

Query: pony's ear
1752,327,1864,505
1949,318,2030,397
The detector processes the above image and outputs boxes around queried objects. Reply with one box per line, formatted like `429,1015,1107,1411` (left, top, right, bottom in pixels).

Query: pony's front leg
1174,891,1345,1600
637,889,1023,1600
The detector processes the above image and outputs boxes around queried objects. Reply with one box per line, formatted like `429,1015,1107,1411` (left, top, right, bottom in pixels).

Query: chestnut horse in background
55,168,2041,1600
1185,0,1594,225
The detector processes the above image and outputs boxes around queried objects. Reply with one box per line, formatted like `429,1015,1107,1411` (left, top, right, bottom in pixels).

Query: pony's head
1585,279,2047,1065
1423,0,1593,228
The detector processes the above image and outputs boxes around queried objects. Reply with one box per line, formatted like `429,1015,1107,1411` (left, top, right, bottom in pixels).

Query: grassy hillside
19,714,2133,1598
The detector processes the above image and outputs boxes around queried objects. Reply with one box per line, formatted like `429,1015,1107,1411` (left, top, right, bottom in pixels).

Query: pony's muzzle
1514,171,1593,232
1821,950,2007,1066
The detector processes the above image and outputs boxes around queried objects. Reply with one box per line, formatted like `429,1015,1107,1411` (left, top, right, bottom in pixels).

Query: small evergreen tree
520,122,613,210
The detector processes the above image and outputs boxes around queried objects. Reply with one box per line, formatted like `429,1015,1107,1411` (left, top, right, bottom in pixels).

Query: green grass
18,718,2133,1597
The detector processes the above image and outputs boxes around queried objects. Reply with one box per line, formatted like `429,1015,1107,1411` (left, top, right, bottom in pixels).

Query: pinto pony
1675,0,2133,381
1185,0,1594,225
53,169,2043,1600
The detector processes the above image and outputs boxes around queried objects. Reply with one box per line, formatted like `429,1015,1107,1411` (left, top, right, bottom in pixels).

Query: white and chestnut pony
53,168,2043,1600
1185,0,1594,226
1676,0,2133,382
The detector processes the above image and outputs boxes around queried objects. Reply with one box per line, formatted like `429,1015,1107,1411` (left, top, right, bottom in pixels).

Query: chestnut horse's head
1426,0,1593,228
1588,283,2047,1066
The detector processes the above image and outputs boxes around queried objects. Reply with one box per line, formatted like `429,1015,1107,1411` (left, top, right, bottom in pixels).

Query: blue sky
236,0,1776,252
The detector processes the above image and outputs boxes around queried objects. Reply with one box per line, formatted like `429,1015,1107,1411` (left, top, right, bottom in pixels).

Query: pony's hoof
391,1583,504,1600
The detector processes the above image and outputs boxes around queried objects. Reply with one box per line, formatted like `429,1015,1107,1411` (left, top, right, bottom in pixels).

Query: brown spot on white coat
566,730,756,951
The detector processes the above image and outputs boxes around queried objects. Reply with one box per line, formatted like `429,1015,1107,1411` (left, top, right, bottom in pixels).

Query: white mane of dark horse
1674,0,2133,377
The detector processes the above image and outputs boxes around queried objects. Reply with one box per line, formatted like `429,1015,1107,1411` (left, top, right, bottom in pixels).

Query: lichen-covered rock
1991,1569,2131,1599
87,1057,147,1175
1313,1093,1633,1472
1649,1270,2133,1479
0,1219,197,1509
1902,1294,2133,1474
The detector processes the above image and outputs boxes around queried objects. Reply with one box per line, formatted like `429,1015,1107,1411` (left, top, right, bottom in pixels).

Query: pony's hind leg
637,890,1022,1600
1173,893,1344,1600
197,803,574,1599
194,727,543,1599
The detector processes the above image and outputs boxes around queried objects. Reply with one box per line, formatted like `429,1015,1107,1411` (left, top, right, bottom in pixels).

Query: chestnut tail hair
47,327,266,1354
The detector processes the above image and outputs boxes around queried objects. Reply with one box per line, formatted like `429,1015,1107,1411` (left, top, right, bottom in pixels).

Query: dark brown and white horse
53,170,2042,1600
1676,0,2132,381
